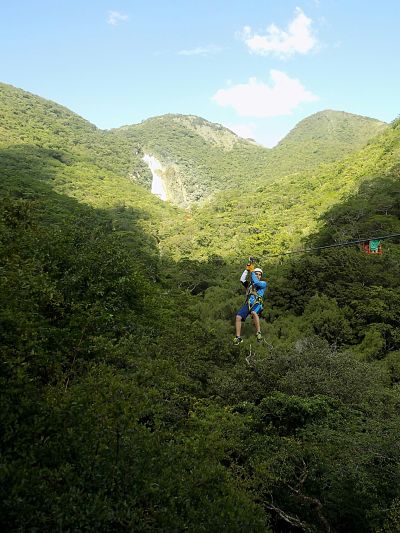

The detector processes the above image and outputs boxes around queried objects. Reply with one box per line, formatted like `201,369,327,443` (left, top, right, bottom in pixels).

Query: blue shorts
236,303,263,321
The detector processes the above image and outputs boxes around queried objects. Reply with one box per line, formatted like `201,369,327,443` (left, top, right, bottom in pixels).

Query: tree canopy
1,83,400,532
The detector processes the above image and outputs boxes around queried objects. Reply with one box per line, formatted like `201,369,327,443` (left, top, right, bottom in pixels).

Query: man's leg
235,315,242,337
251,311,263,342
234,306,248,344
251,311,261,333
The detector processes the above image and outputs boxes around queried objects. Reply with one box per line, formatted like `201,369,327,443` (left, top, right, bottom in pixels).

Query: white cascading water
143,154,167,200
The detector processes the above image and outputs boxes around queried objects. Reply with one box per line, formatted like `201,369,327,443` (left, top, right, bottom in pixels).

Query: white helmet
253,267,263,275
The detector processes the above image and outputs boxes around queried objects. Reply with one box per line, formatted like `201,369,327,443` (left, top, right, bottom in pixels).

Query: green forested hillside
268,109,387,177
0,82,185,259
1,82,386,210
0,82,152,186
1,83,400,532
162,118,399,260
113,114,270,206
115,110,386,206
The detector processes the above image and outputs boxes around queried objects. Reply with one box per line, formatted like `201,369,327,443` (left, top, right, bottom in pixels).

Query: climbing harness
244,257,264,311
245,285,264,311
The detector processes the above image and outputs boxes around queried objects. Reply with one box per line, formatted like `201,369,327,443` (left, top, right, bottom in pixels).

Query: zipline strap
245,283,263,311
248,294,263,312
264,232,400,258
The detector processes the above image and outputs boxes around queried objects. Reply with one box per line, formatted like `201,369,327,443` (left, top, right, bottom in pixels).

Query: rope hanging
264,232,400,258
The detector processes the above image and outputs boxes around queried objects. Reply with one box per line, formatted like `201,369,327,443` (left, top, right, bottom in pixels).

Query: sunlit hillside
161,118,399,260
115,110,386,207
0,82,183,258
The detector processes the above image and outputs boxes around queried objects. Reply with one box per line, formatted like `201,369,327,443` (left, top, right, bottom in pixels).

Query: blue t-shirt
248,271,267,307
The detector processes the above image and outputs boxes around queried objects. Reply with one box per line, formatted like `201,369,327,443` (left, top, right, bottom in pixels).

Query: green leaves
2,83,400,532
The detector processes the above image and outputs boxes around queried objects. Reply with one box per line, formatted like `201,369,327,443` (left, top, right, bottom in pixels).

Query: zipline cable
265,232,400,258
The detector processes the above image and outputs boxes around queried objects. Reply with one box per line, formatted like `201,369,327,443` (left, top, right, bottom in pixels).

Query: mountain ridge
115,109,387,206
1,82,388,208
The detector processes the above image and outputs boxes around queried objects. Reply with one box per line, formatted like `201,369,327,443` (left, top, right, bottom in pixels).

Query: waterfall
143,154,167,201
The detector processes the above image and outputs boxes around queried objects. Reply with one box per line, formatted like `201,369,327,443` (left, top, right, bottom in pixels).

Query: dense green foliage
113,114,271,207
271,110,387,176
0,82,152,187
164,118,400,260
1,83,400,532
115,111,386,207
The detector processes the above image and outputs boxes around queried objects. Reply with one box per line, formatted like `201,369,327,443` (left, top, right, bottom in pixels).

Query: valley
1,82,400,532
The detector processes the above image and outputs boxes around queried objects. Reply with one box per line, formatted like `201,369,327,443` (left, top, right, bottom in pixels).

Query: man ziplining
234,260,268,345
231,232,397,346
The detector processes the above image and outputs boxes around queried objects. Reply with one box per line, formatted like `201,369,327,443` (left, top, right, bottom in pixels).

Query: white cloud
239,8,317,58
211,70,319,117
107,11,128,26
227,123,257,140
178,45,221,56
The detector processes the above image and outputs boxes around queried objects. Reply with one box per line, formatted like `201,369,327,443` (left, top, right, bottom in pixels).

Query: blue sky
1,0,399,146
